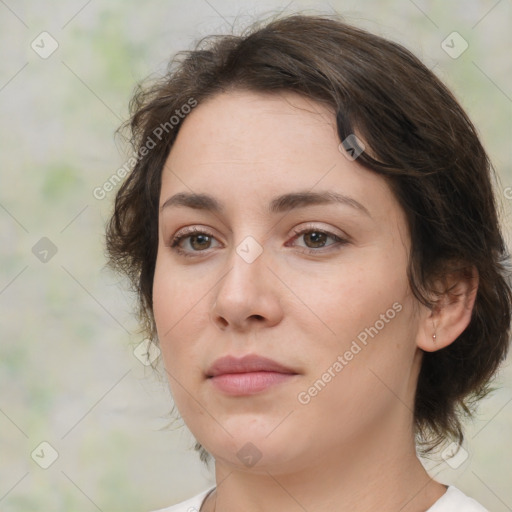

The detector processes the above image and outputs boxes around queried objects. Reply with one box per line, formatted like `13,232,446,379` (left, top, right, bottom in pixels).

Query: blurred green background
1,1,511,511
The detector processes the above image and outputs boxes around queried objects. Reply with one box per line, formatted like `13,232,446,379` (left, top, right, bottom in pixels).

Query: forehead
168,90,337,164
160,90,405,232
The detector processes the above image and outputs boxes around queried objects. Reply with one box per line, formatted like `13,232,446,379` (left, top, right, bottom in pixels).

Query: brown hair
106,13,512,463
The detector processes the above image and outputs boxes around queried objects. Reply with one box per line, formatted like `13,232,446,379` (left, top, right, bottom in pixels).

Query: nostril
216,317,228,328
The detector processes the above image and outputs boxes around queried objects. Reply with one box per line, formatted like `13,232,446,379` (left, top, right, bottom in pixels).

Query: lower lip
208,371,297,395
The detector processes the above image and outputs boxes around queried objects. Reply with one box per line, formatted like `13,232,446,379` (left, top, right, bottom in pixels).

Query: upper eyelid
291,222,346,238
172,223,343,239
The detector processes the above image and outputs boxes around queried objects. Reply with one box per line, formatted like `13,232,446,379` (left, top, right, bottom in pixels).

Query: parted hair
106,13,512,463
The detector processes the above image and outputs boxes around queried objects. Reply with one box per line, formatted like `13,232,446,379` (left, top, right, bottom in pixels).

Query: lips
206,354,298,378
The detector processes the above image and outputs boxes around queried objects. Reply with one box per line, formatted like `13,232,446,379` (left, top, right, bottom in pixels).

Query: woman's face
153,90,425,472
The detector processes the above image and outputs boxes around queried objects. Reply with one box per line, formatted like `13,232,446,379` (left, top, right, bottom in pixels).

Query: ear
416,265,479,352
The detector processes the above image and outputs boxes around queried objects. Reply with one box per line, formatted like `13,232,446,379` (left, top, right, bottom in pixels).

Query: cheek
152,261,200,373
300,254,408,341
297,252,415,391
153,271,207,419
295,303,418,443
153,250,200,327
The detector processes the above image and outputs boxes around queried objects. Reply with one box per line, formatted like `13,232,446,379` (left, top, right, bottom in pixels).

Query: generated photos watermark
93,97,197,200
297,301,403,405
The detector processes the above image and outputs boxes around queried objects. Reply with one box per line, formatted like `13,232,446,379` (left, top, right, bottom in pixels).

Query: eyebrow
160,190,371,217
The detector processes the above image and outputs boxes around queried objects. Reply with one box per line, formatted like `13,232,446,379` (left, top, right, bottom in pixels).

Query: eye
168,224,349,258
169,227,220,258
286,224,349,255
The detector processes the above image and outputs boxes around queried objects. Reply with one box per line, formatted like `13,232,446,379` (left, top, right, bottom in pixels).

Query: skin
152,90,478,512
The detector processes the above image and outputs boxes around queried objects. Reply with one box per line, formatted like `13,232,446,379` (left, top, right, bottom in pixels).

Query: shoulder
150,484,487,512
427,485,489,512
150,486,216,512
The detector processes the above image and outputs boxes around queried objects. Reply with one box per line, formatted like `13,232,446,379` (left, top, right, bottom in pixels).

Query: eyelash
169,224,349,258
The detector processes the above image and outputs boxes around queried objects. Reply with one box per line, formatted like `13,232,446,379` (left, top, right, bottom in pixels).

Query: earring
432,332,437,341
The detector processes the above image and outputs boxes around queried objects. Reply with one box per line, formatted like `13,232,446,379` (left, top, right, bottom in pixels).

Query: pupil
306,232,325,247
192,234,209,249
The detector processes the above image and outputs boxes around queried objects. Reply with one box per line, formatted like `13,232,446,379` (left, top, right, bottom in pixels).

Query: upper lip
206,354,298,377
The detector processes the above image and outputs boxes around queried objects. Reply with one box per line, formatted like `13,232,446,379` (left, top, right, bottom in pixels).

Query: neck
204,413,446,512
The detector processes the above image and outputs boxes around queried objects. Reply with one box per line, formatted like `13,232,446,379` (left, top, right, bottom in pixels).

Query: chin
198,425,309,473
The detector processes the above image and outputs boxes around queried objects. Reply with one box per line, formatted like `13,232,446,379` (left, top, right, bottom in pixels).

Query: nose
210,243,284,331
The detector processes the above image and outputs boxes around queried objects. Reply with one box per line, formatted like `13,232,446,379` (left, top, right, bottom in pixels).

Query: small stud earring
432,333,437,341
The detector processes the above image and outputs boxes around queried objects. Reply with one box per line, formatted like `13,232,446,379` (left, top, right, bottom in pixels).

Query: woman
106,13,512,512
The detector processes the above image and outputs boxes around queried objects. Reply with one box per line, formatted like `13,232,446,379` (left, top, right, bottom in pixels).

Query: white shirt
151,484,489,511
